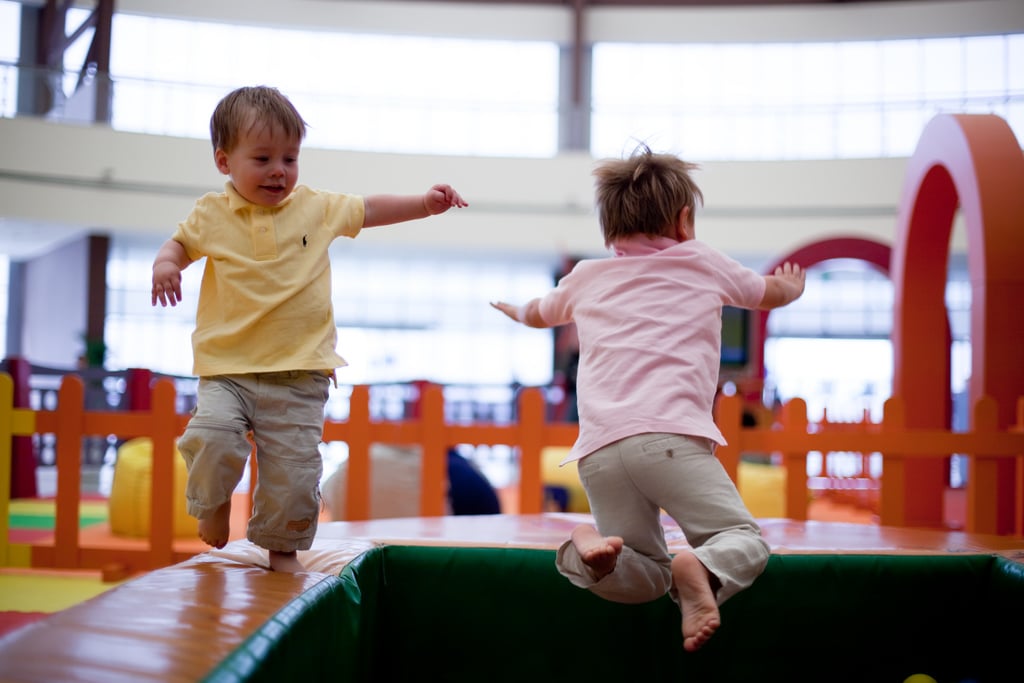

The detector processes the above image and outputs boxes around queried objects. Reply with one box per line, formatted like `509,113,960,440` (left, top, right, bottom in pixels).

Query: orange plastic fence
2,372,1023,573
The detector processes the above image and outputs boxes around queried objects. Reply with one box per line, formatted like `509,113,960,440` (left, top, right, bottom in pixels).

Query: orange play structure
890,114,1024,534
1,114,1023,577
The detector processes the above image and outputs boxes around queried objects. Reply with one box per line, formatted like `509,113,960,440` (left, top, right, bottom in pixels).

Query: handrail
2,372,1022,572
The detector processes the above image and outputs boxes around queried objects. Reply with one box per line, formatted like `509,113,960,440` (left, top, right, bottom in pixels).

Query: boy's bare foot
671,551,721,652
571,525,623,580
269,550,306,573
197,500,232,549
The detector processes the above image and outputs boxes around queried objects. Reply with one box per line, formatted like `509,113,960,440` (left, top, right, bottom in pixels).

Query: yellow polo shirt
172,182,365,376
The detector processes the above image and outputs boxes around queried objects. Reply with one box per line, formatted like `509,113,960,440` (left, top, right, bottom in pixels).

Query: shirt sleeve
537,267,582,326
320,190,365,239
170,195,213,262
707,245,766,309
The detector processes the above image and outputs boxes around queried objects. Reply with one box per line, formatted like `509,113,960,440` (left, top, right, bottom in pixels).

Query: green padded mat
205,546,1024,683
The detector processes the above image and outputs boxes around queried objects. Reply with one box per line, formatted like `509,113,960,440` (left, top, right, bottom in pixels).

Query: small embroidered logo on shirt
302,234,308,247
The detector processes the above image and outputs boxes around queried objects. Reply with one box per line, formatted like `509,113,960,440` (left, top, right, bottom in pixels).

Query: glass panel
107,14,558,158
593,34,1023,161
881,39,923,100
964,35,1005,97
795,43,840,105
0,1,17,118
754,44,797,107
836,107,883,158
0,1,17,62
921,37,963,101
838,41,882,105
1009,35,1024,91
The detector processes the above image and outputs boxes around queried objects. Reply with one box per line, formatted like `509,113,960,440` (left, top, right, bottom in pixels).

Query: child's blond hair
209,85,307,153
594,143,704,246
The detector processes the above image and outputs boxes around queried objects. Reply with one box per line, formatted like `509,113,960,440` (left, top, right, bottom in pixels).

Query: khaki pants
556,432,770,606
178,371,330,553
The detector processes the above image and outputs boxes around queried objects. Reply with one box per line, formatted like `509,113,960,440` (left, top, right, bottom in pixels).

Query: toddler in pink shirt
492,145,805,651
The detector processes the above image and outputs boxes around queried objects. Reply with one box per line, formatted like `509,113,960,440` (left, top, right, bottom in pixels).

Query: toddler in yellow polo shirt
151,85,467,572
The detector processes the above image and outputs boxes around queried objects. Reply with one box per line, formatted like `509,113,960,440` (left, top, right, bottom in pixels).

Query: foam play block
108,437,197,538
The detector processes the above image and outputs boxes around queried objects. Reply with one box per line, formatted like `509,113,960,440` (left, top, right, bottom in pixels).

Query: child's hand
491,298,548,328
490,300,521,322
152,262,183,307
773,261,806,294
424,184,468,215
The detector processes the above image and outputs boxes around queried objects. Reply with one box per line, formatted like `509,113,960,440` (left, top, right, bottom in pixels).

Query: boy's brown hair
209,85,307,152
593,143,704,246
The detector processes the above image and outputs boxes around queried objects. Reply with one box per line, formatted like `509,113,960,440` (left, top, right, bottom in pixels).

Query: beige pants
556,432,770,606
177,371,330,553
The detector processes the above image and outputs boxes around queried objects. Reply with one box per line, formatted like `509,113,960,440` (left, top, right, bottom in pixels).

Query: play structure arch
751,236,892,387
750,114,1023,533
890,113,1024,533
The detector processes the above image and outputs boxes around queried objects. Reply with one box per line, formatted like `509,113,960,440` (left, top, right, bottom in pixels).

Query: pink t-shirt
537,236,766,465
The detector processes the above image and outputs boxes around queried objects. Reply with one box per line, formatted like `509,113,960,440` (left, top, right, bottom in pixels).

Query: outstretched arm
363,183,468,228
151,239,192,307
758,262,806,310
490,299,549,328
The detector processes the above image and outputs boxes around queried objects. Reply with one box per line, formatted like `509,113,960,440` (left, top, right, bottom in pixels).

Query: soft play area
2,514,1024,682
215,544,1024,683
2,114,1023,682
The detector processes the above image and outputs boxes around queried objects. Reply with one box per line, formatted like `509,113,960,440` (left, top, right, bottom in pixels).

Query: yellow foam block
108,437,197,538
541,447,589,513
738,461,785,518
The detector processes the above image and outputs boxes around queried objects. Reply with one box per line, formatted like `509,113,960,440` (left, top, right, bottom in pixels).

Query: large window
0,1,17,117
91,11,559,157
3,4,1021,160
592,35,1024,160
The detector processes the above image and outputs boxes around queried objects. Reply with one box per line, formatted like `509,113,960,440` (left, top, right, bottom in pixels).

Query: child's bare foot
571,525,623,580
671,551,721,652
269,550,306,573
197,500,232,549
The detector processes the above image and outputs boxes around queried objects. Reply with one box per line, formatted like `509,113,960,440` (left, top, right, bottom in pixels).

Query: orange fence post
54,375,85,568
781,398,809,521
716,394,741,484
967,396,1001,535
878,396,907,527
148,378,179,568
517,387,545,515
344,385,371,521
419,383,447,517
